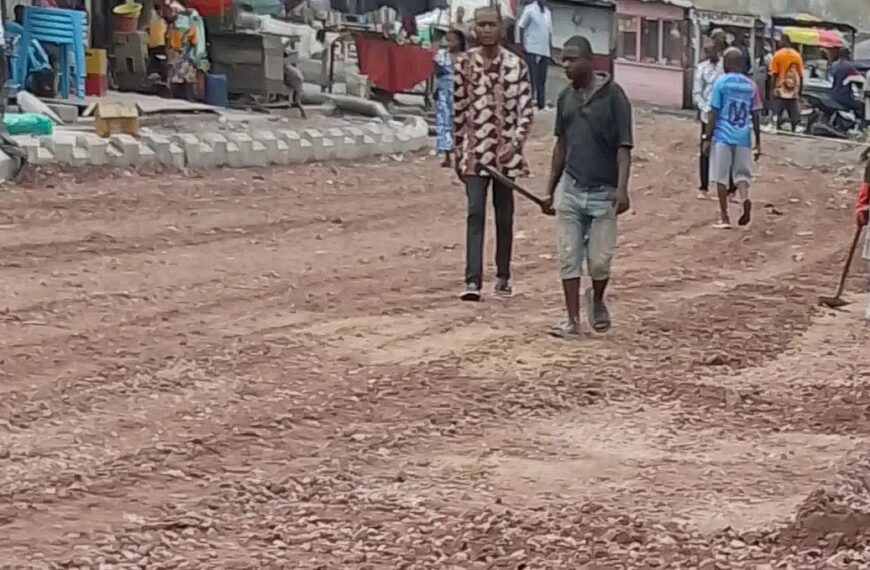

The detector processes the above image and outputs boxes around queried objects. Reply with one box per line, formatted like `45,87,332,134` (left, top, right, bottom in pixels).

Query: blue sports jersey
710,72,763,147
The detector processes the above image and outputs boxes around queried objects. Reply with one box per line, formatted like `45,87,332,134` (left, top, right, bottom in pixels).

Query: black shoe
493,278,513,298
738,199,752,226
460,283,481,302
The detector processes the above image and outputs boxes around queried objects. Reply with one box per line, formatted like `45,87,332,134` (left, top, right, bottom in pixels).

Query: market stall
771,14,856,81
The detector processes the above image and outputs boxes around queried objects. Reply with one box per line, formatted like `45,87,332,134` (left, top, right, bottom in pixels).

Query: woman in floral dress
433,29,466,167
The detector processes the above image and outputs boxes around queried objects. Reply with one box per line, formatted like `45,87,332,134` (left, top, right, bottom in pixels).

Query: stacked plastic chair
19,6,86,100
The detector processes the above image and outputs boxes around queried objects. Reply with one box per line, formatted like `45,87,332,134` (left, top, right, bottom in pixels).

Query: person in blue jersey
702,48,762,230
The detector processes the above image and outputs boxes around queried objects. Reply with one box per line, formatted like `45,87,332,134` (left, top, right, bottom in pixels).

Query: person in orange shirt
768,34,804,132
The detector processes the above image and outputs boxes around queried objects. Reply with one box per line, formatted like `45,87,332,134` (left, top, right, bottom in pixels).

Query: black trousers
773,97,801,130
464,175,514,287
525,54,548,110
699,122,735,193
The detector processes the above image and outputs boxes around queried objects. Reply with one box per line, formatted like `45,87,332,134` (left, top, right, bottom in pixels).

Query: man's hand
542,194,555,216
858,206,869,227
753,144,762,162
614,187,630,216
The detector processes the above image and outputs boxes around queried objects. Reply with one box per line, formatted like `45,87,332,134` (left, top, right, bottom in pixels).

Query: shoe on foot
697,190,710,200
494,278,513,298
460,283,481,302
585,288,612,333
713,220,733,230
738,199,752,227
553,318,581,340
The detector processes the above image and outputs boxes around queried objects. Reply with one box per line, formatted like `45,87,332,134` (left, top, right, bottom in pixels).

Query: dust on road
1,111,869,568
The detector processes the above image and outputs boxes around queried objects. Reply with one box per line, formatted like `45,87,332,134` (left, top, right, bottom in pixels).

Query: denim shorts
555,175,617,281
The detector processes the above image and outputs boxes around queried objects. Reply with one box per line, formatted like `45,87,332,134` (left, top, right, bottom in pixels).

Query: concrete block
105,144,125,166
172,133,217,169
142,133,185,169
278,130,313,163
75,133,109,166
108,134,140,166
44,133,87,166
10,135,40,164
202,133,228,166
252,130,285,165
225,140,244,168
0,149,19,183
274,139,290,165
226,132,267,167
303,128,336,162
46,103,79,124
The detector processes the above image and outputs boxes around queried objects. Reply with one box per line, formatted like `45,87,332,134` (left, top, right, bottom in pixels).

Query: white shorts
709,142,753,186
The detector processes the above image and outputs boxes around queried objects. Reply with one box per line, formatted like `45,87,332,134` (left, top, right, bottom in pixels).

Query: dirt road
1,111,869,569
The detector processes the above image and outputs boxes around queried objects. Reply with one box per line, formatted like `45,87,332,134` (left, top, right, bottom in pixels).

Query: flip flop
585,288,611,333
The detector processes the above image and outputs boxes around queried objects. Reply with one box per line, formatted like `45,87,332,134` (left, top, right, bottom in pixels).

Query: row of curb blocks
11,118,429,169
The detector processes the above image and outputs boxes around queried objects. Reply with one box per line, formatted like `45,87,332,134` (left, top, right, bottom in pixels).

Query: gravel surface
1,110,869,568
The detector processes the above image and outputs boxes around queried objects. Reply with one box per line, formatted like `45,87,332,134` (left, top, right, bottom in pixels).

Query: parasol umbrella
779,26,846,48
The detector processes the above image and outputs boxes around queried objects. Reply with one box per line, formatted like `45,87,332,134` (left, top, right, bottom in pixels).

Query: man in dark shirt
545,35,633,338
830,48,865,128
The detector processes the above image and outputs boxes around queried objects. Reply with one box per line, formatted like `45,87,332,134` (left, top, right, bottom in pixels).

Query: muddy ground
1,111,870,569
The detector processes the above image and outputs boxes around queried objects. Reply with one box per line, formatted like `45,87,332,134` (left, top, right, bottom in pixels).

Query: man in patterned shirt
454,7,534,302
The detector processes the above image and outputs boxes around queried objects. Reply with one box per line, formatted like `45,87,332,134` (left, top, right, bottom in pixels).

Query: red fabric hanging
353,35,435,94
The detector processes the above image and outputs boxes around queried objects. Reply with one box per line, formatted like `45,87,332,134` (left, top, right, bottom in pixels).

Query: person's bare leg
737,181,751,226
716,183,731,226
562,277,581,331
592,278,608,304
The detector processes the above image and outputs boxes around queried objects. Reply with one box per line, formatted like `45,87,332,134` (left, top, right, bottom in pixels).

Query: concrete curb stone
1,117,431,182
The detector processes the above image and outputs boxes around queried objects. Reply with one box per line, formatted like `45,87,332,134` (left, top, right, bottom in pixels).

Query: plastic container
112,3,143,18
205,73,228,108
114,15,139,32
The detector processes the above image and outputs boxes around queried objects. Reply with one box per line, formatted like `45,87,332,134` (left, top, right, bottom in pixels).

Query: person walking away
454,6,468,36
830,48,866,130
434,29,465,167
703,48,762,230
544,35,632,337
733,33,752,76
454,7,534,301
517,0,552,110
693,39,722,200
769,35,803,132
162,1,198,101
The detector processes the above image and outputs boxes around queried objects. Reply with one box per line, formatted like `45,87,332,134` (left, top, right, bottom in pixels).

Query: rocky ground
1,110,869,569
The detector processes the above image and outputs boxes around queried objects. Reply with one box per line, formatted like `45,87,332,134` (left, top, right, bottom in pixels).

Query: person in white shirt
517,0,552,110
693,39,723,199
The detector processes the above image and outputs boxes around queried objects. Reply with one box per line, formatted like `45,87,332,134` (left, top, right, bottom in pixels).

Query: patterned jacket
453,46,534,179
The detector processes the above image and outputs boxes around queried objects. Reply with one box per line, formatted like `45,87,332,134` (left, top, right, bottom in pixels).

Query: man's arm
692,64,705,111
547,137,566,198
703,108,717,142
513,59,534,148
453,55,468,158
613,86,633,215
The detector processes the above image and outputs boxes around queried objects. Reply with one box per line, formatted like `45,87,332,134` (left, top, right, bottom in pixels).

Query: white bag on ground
16,91,64,126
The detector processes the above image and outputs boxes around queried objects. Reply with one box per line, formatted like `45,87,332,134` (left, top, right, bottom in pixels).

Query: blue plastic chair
6,22,52,97
19,6,86,100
